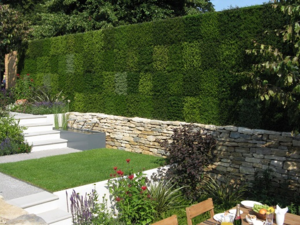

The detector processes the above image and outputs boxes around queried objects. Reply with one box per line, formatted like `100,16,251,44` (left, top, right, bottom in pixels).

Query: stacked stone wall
68,112,300,190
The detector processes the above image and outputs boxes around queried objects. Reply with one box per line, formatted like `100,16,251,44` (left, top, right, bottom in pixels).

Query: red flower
128,174,134,180
110,174,112,177
27,73,30,76
126,159,130,163
17,74,20,77
141,186,147,191
147,194,151,198
113,167,117,170
30,79,33,82
117,170,124,176
115,197,121,202
113,174,116,177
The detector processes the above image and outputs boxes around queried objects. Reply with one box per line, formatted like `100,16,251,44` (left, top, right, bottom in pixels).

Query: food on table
259,209,267,214
253,204,269,214
267,207,275,214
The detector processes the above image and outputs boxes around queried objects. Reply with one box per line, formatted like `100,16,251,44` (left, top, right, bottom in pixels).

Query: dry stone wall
68,112,300,189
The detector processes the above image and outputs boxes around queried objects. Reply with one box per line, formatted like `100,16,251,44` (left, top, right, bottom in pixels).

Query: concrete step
24,130,61,143
7,192,59,214
14,115,48,126
31,139,68,152
37,208,72,225
23,123,54,133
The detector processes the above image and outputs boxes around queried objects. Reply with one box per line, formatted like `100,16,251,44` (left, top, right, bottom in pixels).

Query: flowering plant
13,73,35,100
108,159,157,225
69,189,113,225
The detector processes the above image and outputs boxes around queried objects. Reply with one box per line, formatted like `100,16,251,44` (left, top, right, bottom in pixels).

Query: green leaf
265,94,269,100
288,75,293,84
293,84,300,93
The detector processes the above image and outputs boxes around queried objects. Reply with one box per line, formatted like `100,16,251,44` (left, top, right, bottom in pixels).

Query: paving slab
0,147,81,164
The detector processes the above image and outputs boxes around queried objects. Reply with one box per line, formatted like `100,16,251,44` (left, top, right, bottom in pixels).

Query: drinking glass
221,213,234,225
265,213,274,225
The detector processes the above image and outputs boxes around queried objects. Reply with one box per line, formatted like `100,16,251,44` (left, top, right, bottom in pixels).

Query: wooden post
5,51,17,89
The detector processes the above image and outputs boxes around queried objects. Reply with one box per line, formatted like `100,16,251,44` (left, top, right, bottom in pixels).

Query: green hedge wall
18,4,288,129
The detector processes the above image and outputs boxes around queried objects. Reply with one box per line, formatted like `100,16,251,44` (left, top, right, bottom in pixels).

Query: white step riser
49,217,72,225
18,118,48,126
31,143,68,152
24,200,60,215
25,133,60,143
24,126,54,133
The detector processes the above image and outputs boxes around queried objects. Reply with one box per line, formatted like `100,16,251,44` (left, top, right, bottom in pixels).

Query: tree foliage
30,0,214,39
243,0,300,132
0,4,32,74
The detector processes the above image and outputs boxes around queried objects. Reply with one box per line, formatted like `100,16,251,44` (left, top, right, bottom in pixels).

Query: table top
198,206,300,225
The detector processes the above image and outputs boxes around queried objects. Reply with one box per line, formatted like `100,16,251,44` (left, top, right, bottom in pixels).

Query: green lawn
0,148,166,192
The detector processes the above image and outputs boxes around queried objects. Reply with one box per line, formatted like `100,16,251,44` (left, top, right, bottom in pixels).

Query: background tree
0,4,32,79
30,0,214,39
243,0,300,132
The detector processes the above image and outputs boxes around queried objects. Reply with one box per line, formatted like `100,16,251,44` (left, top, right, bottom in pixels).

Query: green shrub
148,179,187,220
201,175,248,210
0,115,31,156
13,73,35,100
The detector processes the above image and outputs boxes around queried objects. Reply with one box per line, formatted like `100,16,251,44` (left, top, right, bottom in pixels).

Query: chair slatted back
186,198,214,225
152,215,178,225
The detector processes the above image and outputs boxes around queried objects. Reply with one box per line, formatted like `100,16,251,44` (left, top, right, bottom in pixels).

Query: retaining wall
68,112,300,190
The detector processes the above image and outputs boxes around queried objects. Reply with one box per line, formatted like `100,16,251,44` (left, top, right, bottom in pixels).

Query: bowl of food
252,204,274,220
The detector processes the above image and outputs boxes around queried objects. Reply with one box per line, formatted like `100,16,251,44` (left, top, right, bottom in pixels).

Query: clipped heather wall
68,112,300,189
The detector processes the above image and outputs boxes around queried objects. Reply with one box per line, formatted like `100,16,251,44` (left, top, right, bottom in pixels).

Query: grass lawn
0,148,166,192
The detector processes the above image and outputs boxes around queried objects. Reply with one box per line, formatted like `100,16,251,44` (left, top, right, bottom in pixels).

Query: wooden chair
186,198,214,225
152,215,178,225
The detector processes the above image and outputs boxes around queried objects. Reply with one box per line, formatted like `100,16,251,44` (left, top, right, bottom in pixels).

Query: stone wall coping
69,112,294,136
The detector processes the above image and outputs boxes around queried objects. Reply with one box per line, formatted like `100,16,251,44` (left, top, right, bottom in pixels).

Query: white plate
252,221,264,225
246,215,257,224
213,213,234,222
213,213,225,222
229,209,243,215
241,200,262,209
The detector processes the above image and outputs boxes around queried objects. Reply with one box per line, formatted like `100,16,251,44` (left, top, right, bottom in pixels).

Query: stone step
37,208,72,225
14,115,48,126
7,192,59,214
23,123,54,133
24,130,61,142
30,139,68,152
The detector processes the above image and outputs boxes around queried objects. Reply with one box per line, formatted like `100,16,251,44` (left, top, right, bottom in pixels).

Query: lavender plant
0,138,13,156
69,189,113,225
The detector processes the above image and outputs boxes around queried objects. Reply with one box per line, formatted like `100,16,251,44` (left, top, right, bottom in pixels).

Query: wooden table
198,206,300,225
